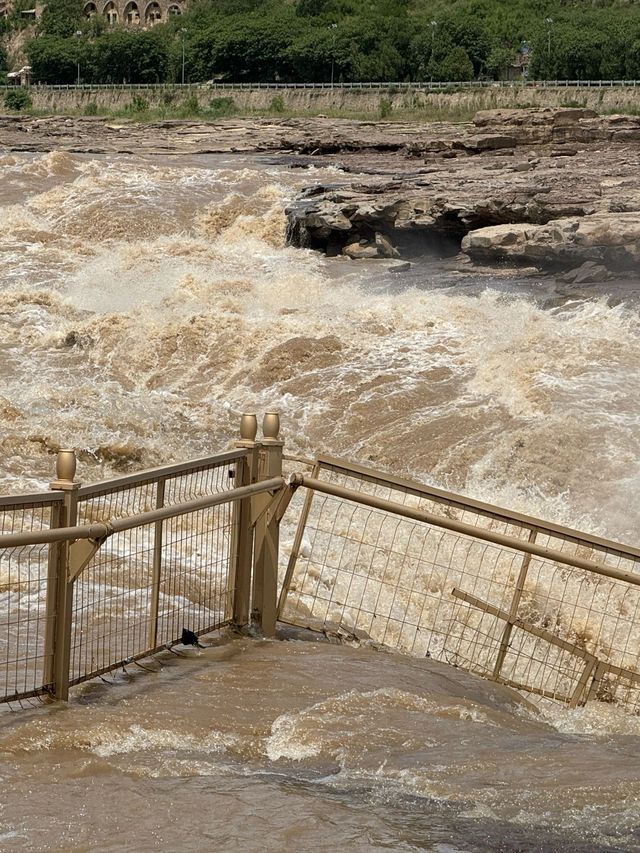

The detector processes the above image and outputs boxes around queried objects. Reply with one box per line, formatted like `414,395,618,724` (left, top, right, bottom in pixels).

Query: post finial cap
239,413,258,442
262,411,280,442
55,449,77,484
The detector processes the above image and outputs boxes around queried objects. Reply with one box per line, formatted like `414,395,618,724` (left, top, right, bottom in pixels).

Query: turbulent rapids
2,150,640,540
1,148,640,851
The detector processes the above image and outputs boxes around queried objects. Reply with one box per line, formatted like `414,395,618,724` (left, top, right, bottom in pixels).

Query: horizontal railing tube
314,453,640,559
289,474,640,588
0,523,106,548
0,492,63,508
0,478,285,549
78,448,246,498
108,477,285,533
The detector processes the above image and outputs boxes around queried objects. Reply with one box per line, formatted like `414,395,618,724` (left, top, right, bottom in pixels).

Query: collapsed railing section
0,412,291,704
278,456,640,713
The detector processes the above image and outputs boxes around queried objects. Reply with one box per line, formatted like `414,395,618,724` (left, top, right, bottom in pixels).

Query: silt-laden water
0,150,639,851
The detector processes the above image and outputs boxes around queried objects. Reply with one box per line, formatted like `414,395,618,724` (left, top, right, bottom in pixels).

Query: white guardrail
1,80,640,91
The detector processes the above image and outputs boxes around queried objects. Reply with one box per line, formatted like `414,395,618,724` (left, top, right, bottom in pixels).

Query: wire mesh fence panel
590,665,640,713
70,521,157,685
155,502,235,646
0,498,61,702
76,452,243,514
309,457,640,561
157,458,239,644
500,629,590,703
513,557,640,685
302,460,537,544
73,483,158,684
162,462,237,508
280,456,640,712
281,490,519,656
71,454,243,685
537,531,640,587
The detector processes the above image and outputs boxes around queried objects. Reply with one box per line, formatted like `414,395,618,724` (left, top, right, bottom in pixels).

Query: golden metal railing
279,455,640,713
0,411,288,705
1,414,639,715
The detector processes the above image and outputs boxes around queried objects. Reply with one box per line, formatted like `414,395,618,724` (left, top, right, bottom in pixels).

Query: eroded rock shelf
284,108,640,276
2,108,639,277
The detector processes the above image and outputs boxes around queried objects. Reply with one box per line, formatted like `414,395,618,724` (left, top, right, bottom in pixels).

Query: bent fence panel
279,455,640,712
0,495,63,703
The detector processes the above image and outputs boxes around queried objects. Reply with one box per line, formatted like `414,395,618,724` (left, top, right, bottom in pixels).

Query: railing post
252,411,283,637
43,500,63,693
277,459,320,619
228,413,259,628
148,476,165,650
45,450,79,701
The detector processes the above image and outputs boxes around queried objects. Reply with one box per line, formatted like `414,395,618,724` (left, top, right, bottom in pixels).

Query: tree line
9,0,640,85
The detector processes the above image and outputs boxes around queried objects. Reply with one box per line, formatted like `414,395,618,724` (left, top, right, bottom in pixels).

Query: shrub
182,93,200,115
379,97,392,118
128,94,149,113
83,101,98,116
4,88,32,111
270,94,285,113
208,96,236,117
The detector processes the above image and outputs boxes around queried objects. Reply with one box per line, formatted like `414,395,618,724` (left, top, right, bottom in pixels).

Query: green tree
431,45,474,81
38,0,84,37
626,37,640,78
92,30,170,82
485,45,515,79
21,0,640,86
4,88,32,110
27,36,81,83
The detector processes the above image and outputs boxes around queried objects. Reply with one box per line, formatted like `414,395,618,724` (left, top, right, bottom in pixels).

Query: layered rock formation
1,109,638,274
461,214,640,270
284,107,640,273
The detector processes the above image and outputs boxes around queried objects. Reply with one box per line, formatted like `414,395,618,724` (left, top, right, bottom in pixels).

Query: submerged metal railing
278,455,640,714
1,412,639,714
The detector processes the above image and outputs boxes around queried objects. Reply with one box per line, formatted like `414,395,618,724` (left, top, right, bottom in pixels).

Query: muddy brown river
0,149,639,851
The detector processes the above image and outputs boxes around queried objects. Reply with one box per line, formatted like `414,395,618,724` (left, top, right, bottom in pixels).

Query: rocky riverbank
285,107,640,277
1,108,639,277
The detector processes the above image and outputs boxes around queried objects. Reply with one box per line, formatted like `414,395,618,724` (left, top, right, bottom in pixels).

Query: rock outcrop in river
284,107,640,274
1,108,639,274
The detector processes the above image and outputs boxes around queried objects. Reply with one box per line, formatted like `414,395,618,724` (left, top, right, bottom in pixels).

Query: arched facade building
83,0,184,26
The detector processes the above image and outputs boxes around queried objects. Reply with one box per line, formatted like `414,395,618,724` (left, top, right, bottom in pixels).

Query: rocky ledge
461,214,640,271
285,107,640,275
2,109,639,276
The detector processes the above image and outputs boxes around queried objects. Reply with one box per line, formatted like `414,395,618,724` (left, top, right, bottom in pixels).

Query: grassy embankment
4,91,481,123
6,84,640,124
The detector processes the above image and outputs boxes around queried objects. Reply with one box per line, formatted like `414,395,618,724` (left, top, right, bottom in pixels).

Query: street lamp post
75,30,82,86
430,20,437,84
181,28,187,85
545,18,553,71
328,23,337,88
